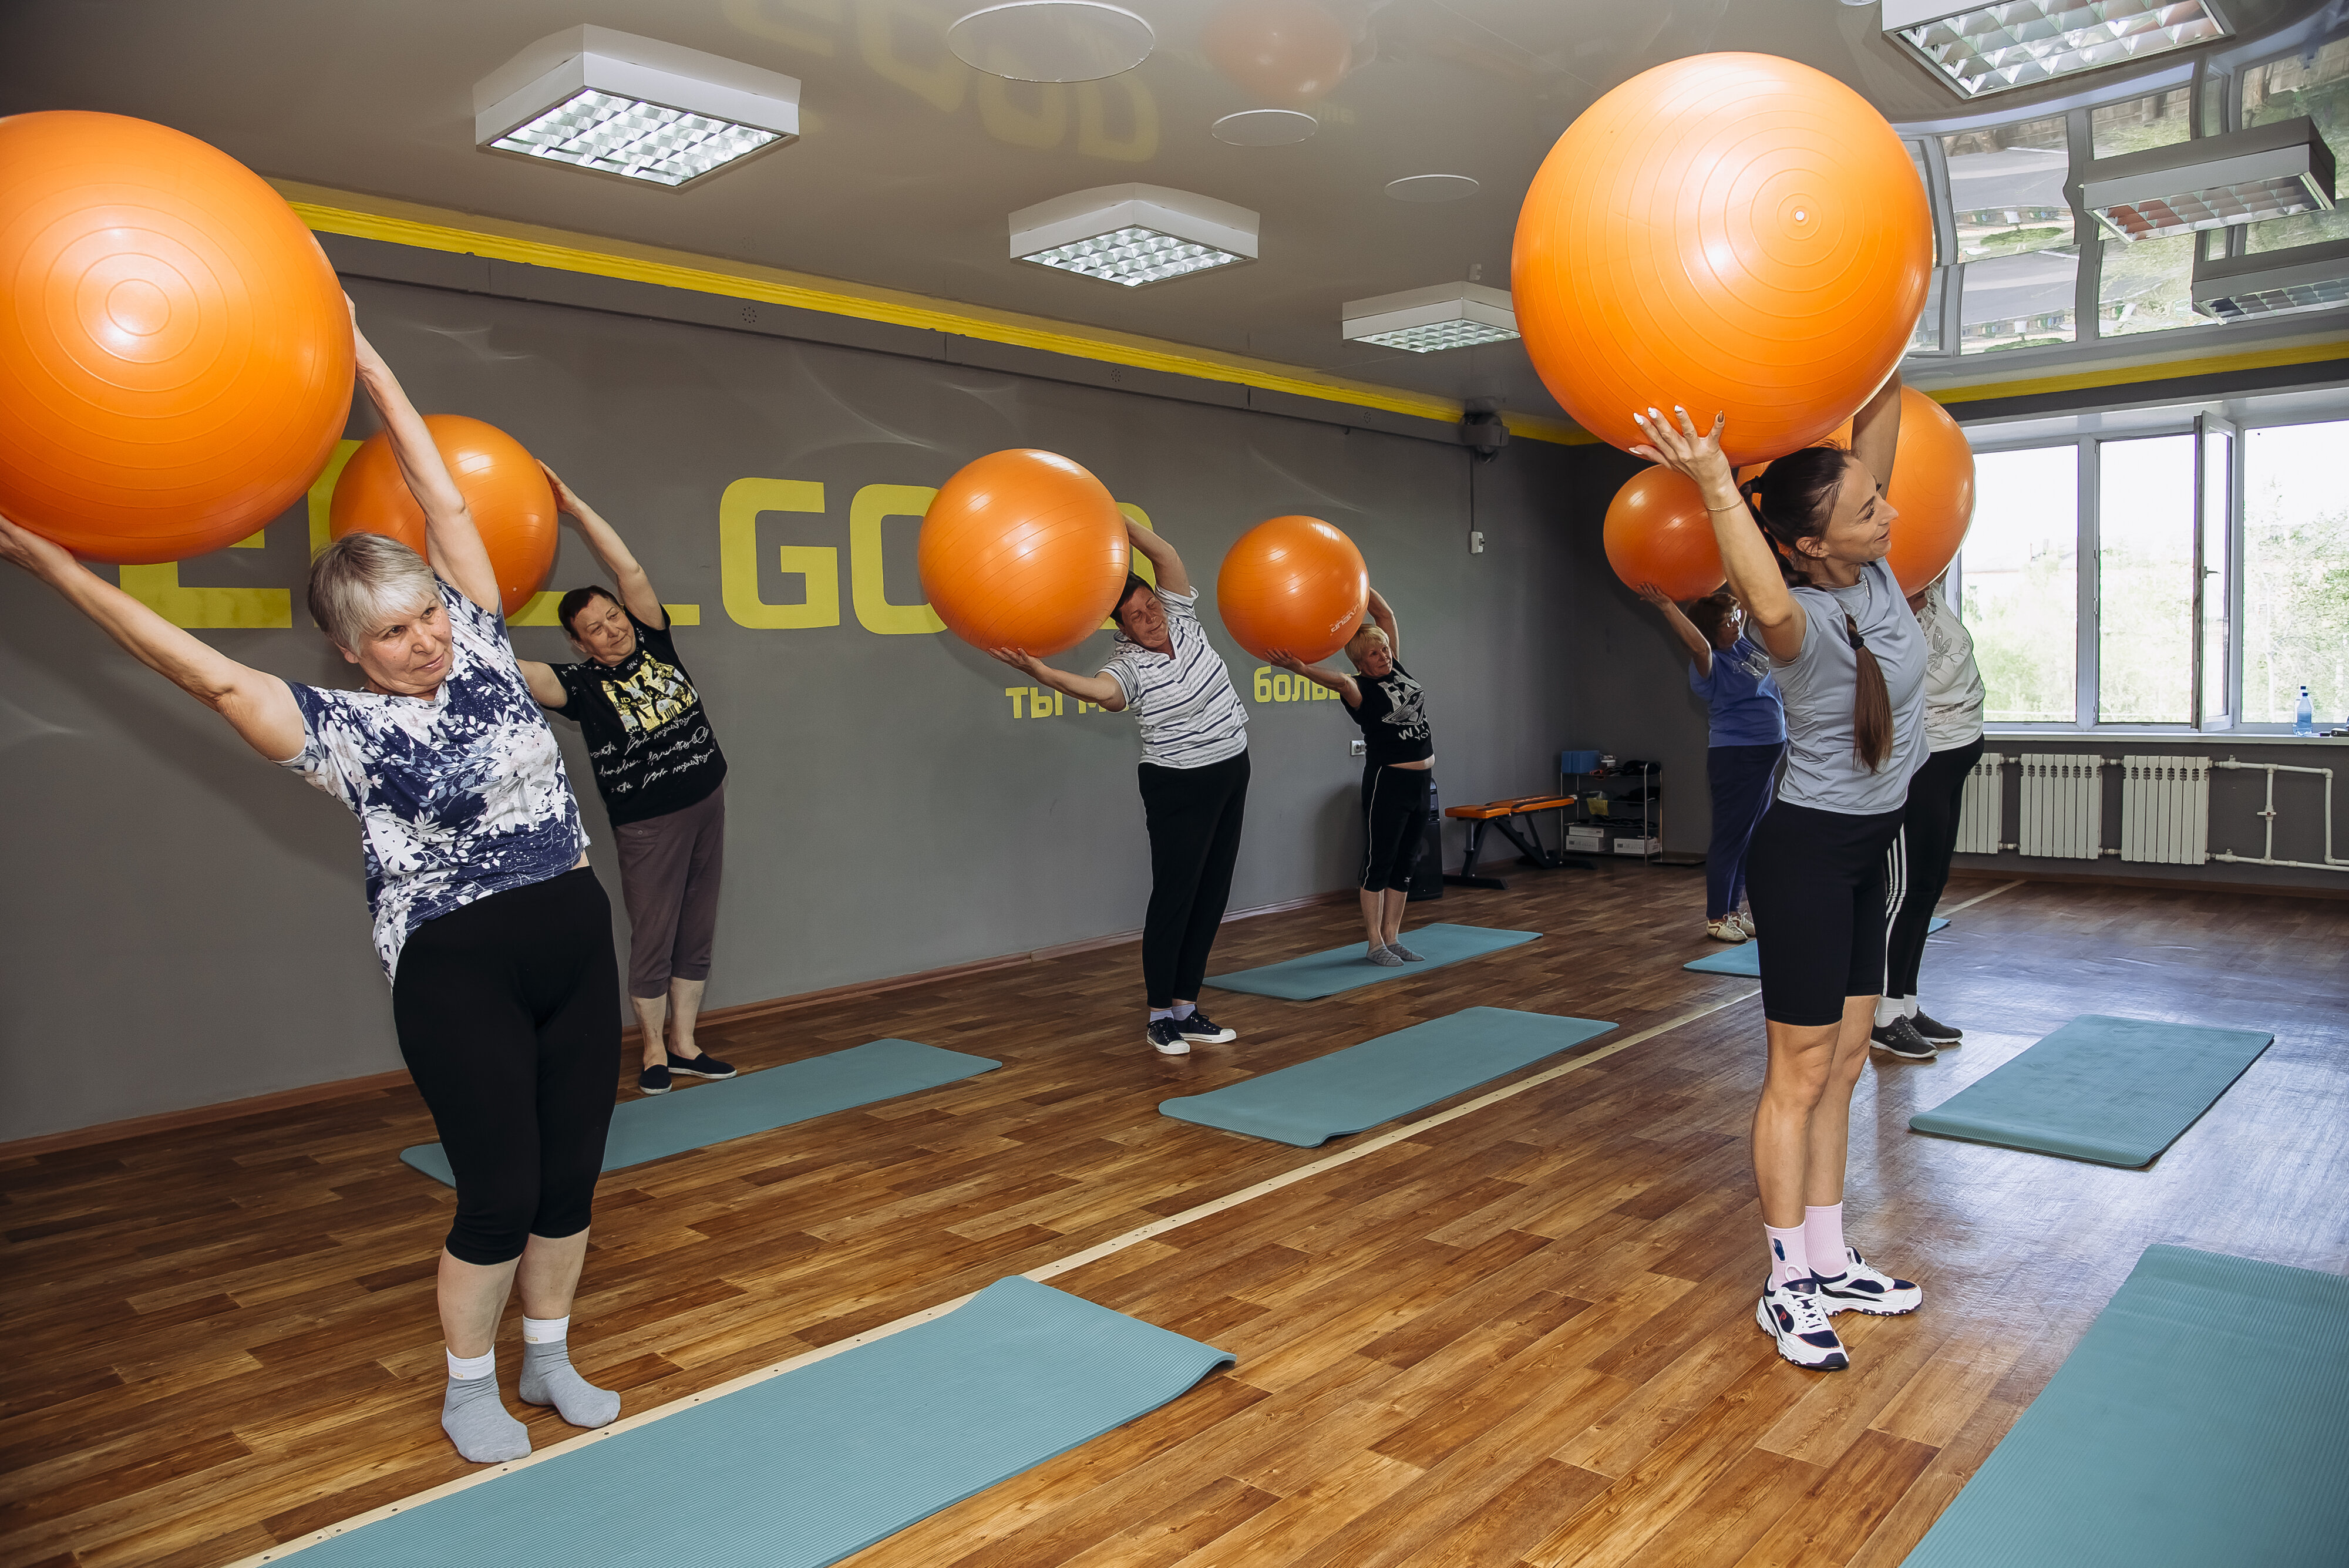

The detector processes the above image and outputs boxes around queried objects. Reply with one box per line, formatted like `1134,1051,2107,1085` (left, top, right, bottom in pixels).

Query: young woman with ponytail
1631,378,1929,1373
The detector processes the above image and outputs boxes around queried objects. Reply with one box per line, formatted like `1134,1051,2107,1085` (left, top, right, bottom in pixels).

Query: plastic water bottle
2294,686,2316,736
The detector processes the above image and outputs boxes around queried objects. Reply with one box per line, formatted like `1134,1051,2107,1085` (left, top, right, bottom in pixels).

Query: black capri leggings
1359,763,1432,893
1138,751,1250,1009
1743,800,1906,1027
392,867,621,1266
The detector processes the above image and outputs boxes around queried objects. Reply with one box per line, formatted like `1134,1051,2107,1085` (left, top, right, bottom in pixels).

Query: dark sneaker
1176,1010,1237,1044
1869,1018,1937,1061
637,1062,671,1095
1146,1018,1190,1055
1910,1010,1961,1046
1755,1277,1848,1370
1813,1247,1922,1316
667,1051,736,1080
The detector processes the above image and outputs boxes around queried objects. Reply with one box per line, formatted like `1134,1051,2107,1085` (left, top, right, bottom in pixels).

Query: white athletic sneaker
1705,918,1749,944
1812,1248,1922,1315
1755,1277,1849,1371
1734,911,1757,937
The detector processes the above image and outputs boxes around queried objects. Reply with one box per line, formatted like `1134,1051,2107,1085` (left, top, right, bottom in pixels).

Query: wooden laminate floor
5,866,2346,1567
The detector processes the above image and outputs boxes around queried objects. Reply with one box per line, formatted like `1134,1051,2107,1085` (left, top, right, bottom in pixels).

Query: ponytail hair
1745,445,1894,772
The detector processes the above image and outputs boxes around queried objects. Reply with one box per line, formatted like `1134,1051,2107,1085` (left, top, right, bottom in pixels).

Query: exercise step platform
1443,795,1591,890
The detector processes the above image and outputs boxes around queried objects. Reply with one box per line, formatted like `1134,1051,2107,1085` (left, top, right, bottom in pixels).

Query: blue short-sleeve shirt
1689,633,1787,748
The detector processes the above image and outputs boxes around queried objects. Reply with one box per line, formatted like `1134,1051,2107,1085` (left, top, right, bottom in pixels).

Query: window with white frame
1961,415,2349,731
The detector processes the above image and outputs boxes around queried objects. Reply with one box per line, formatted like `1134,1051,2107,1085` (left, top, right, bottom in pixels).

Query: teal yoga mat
1160,1005,1614,1146
400,1039,998,1186
287,1277,1233,1568
1908,1014,2271,1167
1902,1245,2349,1568
1681,917,1947,977
1206,923,1539,1000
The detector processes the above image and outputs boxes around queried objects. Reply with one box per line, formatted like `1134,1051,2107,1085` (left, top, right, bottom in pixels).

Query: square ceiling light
2084,116,2335,241
2192,237,2349,320
1341,283,1519,353
1009,185,1257,287
1883,1,2230,100
474,26,800,188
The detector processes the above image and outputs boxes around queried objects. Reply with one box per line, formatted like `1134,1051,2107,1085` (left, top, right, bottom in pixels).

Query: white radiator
1955,751,2005,854
2018,753,2102,859
2120,755,2210,866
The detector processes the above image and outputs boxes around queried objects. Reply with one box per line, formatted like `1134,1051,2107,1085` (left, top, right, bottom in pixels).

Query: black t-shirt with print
1347,661,1434,766
553,613,728,826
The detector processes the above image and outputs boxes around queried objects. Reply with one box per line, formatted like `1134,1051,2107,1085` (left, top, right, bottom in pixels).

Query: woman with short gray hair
0,306,624,1466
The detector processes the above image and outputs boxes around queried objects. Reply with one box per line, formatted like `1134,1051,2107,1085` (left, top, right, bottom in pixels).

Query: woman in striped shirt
991,522,1251,1058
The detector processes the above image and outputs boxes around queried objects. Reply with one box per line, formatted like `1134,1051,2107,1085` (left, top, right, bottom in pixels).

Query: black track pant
392,867,621,1266
1138,751,1250,1008
1745,801,1906,1027
1883,738,1984,1001
1359,763,1432,892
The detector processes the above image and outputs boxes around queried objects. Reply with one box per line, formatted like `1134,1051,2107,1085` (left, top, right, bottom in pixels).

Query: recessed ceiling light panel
2084,115,2335,242
947,2,1155,83
2192,237,2349,321
1010,184,1258,287
1212,109,1318,146
1342,282,1519,353
474,25,799,188
1883,0,2229,100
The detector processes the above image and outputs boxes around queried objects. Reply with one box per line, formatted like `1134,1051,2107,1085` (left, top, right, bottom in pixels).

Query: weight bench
1443,795,1587,890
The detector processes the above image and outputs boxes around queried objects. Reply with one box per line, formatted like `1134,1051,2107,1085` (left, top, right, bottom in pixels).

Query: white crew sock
1903,995,1920,1018
446,1347,496,1381
1874,996,1903,1028
522,1315,568,1345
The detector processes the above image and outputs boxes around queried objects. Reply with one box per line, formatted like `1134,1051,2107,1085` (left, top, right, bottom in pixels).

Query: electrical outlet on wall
1350,739,1367,756
1469,531,1484,554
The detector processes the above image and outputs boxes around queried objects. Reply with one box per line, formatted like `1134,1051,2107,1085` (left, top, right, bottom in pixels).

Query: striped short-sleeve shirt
1099,588,1250,769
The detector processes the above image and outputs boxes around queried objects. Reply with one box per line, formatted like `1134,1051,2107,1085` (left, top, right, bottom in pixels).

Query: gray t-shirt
1769,558,1927,816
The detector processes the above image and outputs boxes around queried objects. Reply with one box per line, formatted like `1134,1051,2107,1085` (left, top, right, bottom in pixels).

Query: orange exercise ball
917,449,1130,656
1745,386,1976,594
1202,0,1352,103
1216,515,1368,662
1512,53,1931,467
328,416,557,617
1604,467,1726,602
0,111,353,564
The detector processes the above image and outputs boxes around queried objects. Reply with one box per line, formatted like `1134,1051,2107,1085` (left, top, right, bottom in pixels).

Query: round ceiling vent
946,2,1156,83
1384,174,1482,203
1211,109,1320,146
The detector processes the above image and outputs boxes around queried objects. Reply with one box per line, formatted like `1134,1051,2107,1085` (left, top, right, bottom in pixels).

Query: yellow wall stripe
1923,335,2349,407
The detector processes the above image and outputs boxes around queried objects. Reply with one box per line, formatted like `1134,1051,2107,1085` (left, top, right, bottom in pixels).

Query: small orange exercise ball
1512,54,1931,467
1604,468,1727,602
1216,515,1368,662
1746,386,1976,594
0,111,354,564
918,449,1130,656
329,416,557,617
1202,0,1352,103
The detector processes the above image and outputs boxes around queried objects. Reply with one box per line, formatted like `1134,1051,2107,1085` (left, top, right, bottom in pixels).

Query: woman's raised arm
349,312,502,616
1631,406,1804,665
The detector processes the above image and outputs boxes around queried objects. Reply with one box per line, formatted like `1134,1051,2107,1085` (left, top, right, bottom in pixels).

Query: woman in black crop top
1268,588,1435,964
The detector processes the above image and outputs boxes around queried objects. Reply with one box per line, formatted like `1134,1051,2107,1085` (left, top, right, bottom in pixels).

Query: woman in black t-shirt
1267,587,1435,964
517,470,733,1097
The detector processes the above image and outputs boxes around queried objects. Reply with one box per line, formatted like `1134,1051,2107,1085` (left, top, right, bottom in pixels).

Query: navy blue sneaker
1175,1010,1236,1044
1813,1248,1922,1315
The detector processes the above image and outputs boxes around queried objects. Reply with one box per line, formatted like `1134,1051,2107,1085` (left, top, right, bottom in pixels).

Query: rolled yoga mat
285,1276,1235,1568
1901,1245,2349,1568
1682,917,1946,977
400,1038,998,1186
1206,922,1539,1001
1907,1013,2271,1167
1161,1005,1614,1146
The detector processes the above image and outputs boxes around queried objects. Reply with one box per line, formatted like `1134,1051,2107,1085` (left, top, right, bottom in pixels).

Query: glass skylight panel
1019,226,1247,286
1891,2,2227,100
1355,319,1520,353
491,89,779,186
2098,174,2330,240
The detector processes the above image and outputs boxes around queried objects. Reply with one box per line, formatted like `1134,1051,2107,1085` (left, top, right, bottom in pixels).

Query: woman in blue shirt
1637,584,1786,943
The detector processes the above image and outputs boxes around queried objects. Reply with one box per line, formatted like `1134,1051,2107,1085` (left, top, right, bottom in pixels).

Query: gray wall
0,271,1589,1142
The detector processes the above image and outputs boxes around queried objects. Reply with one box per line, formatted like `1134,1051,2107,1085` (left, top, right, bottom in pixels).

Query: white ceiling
3,0,2324,422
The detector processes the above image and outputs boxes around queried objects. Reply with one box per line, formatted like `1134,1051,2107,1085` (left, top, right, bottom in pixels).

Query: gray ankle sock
442,1375,530,1463
1388,942,1425,961
519,1340,621,1429
1368,945,1405,966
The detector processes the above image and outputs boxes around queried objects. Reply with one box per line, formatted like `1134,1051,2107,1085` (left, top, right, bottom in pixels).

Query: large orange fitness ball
918,449,1130,656
0,112,353,564
1202,0,1352,103
1604,468,1725,602
1512,54,1931,467
329,416,557,617
1216,515,1368,663
1748,387,1977,594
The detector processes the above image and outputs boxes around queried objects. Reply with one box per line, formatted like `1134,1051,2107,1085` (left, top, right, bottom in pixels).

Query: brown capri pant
612,782,726,1000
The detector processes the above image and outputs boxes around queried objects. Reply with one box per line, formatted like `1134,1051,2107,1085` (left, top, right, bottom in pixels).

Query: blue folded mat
1206,922,1539,1000
1161,1005,1614,1146
288,1277,1233,1568
1902,1245,2349,1568
1908,1014,2271,1167
401,1038,998,1186
1682,917,1946,977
